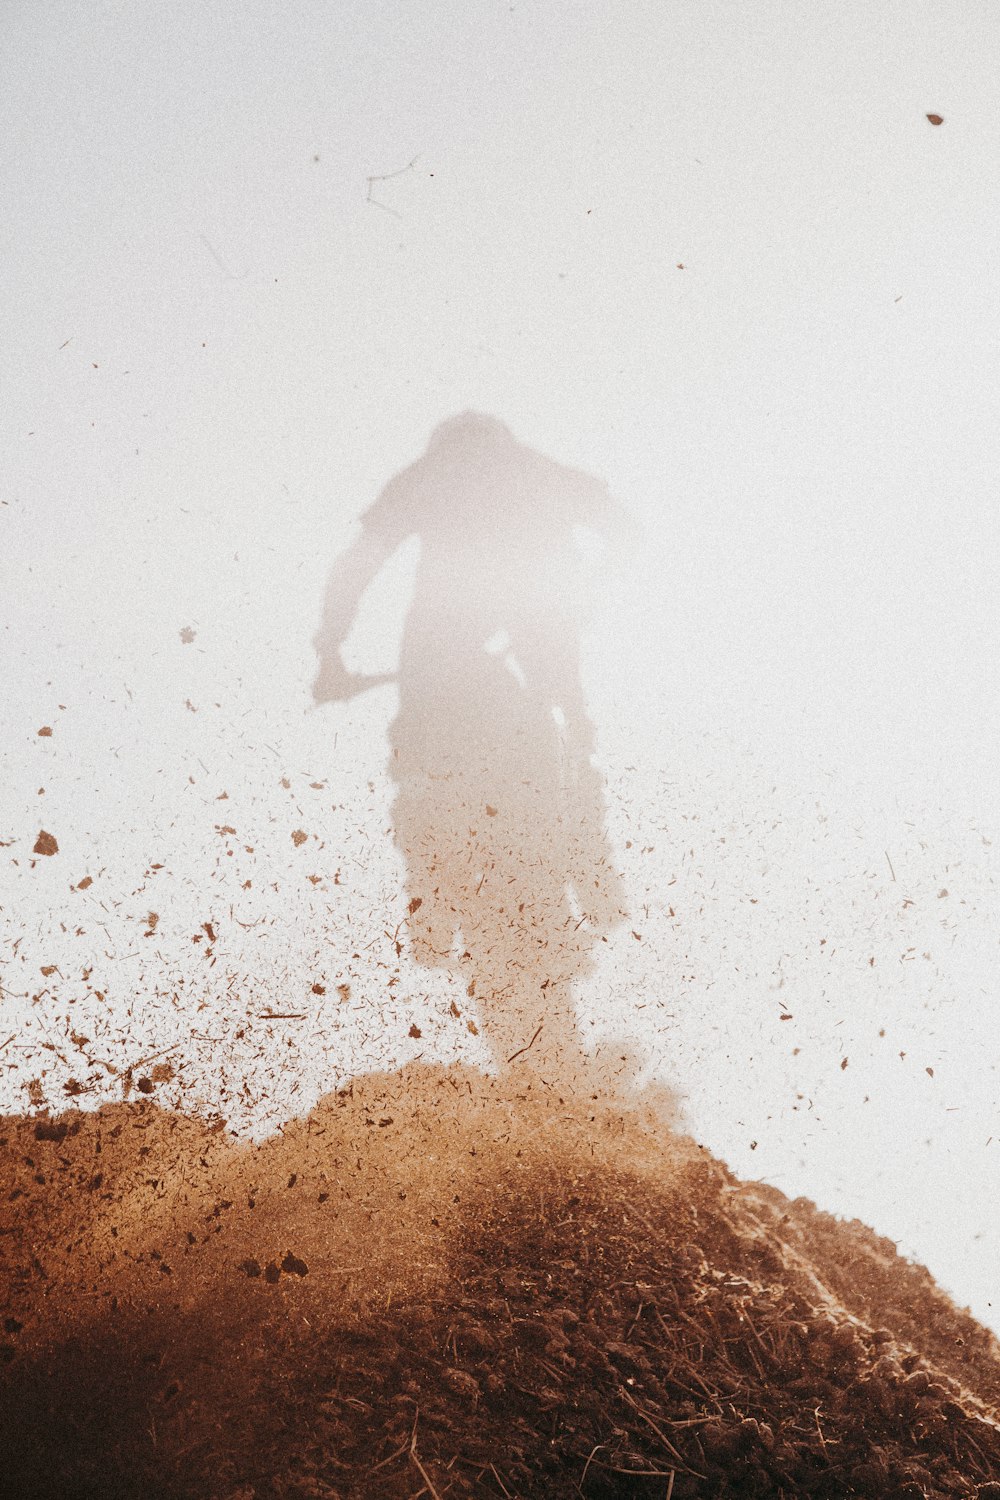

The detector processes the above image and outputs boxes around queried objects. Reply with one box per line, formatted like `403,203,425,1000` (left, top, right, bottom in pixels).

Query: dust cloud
3,418,1000,1497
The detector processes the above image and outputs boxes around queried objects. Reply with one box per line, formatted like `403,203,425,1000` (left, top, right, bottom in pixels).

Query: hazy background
3,1,999,1330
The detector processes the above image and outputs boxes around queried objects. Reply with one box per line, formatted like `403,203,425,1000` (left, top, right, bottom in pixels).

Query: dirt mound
2,1066,999,1498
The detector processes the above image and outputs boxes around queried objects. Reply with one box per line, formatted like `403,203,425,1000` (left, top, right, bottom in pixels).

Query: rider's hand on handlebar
312,656,358,704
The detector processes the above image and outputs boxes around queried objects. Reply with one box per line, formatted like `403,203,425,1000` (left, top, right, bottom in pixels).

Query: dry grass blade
580,1442,607,1487
410,1447,444,1500
489,1462,514,1497
369,1436,411,1474
617,1385,704,1474
408,1405,444,1500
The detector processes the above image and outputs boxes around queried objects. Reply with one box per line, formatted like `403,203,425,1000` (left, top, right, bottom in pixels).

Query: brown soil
2,1064,999,1499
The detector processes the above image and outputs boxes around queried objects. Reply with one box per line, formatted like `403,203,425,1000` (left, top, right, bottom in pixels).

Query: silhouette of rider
313,412,634,1078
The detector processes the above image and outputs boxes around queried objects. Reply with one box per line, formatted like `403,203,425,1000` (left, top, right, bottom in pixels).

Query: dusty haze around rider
312,413,641,1083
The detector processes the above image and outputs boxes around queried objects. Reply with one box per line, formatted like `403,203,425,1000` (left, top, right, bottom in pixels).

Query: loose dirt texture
2,1066,999,1499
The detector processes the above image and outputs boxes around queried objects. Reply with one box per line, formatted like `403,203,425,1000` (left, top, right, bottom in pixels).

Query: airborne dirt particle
33,831,58,856
36,726,52,737
291,829,308,847
926,112,944,125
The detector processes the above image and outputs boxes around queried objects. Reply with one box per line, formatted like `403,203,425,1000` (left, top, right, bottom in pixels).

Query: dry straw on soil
2,1065,999,1498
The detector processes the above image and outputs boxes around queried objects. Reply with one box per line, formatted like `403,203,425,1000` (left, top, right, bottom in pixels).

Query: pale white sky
2,1,999,1329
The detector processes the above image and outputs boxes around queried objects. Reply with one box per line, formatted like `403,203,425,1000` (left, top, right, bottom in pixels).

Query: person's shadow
313,413,636,1085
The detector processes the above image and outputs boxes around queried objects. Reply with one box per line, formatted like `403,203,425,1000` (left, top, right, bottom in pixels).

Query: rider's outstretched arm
314,527,395,658
312,528,397,702
313,473,418,700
